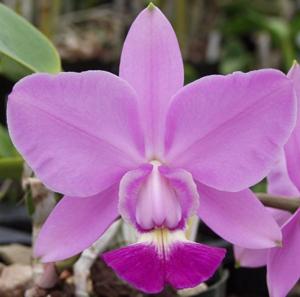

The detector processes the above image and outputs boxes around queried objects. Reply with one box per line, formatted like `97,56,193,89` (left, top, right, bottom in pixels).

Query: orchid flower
7,4,296,293
234,62,300,297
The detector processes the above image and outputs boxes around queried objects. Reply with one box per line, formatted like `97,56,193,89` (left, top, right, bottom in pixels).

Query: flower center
139,228,187,257
118,162,199,233
136,160,182,230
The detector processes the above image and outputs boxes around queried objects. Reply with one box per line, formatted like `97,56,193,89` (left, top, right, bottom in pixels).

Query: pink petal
233,208,291,268
102,241,225,293
102,243,164,293
267,208,300,297
119,5,183,155
118,164,153,229
7,71,145,197
164,70,296,192
197,183,282,248
269,208,292,227
285,62,300,192
268,151,300,197
159,166,199,222
234,246,267,268
135,164,183,230
34,185,119,262
119,164,199,231
235,152,297,270
165,241,225,289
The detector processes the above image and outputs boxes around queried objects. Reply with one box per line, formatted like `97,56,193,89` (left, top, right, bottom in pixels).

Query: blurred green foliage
219,0,295,72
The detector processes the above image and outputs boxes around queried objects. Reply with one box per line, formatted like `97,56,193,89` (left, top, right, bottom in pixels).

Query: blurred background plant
0,1,299,296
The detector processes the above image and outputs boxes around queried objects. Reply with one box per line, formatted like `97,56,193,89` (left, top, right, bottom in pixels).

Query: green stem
38,0,60,40
174,0,186,53
281,39,295,71
256,192,299,213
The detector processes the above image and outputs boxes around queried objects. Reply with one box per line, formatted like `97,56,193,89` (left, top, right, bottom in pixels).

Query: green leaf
0,53,32,81
0,124,19,157
251,180,267,193
0,3,61,79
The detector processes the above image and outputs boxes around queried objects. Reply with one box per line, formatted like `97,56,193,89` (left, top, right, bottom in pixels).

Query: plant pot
226,265,268,297
221,239,268,297
178,269,229,297
196,269,229,297
0,226,31,245
0,202,31,245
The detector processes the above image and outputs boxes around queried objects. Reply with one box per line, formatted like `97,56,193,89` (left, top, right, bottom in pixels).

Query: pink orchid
7,4,297,293
234,63,300,297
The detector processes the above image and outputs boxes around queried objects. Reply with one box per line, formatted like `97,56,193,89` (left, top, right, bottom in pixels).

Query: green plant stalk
15,0,22,15
256,192,299,213
38,0,60,40
174,0,186,52
281,38,295,71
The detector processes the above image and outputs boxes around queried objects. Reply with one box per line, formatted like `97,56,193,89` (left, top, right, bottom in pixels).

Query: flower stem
256,192,300,213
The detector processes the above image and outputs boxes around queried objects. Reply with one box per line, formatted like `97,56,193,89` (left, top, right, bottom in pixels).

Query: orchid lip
102,228,226,293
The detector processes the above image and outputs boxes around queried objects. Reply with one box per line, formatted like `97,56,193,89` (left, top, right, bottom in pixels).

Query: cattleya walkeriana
7,3,297,293
235,63,300,297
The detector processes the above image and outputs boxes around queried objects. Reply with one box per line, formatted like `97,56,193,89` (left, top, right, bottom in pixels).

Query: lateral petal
34,185,119,262
165,70,296,192
7,71,145,197
197,183,282,248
